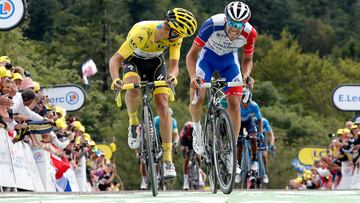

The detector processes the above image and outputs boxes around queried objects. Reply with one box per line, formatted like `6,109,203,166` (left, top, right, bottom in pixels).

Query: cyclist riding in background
139,108,179,190
179,121,206,190
109,8,197,179
253,116,276,184
186,1,257,156
236,92,263,183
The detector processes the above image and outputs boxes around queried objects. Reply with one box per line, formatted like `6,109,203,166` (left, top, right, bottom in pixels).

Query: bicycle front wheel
204,113,218,194
256,153,266,189
213,108,236,194
143,106,158,196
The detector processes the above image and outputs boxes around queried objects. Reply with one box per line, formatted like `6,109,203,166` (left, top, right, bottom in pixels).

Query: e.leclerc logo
0,0,15,19
66,91,79,105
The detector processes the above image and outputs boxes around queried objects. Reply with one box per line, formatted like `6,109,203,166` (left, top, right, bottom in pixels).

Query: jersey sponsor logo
157,74,164,81
129,39,137,49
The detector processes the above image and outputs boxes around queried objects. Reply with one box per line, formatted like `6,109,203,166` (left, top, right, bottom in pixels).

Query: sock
142,176,148,183
128,111,139,125
184,174,188,181
162,142,172,162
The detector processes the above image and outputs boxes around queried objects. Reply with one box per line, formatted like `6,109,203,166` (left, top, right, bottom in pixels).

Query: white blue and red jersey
194,14,257,95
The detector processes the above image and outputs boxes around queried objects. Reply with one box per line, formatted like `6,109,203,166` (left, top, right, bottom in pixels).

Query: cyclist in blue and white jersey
186,1,257,156
253,117,276,183
236,91,263,182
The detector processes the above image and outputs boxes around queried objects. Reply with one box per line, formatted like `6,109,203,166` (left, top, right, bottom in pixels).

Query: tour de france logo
0,0,15,19
66,91,79,105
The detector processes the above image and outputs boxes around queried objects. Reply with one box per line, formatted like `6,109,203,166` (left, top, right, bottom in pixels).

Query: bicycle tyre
143,106,158,196
213,108,236,194
240,143,250,189
204,113,218,194
257,154,266,189
189,160,200,190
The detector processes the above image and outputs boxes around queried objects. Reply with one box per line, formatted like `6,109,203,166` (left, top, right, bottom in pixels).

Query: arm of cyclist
266,130,276,151
167,59,179,85
109,53,125,90
241,54,255,87
186,43,203,89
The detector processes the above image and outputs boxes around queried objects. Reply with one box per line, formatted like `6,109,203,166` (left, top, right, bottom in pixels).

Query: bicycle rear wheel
204,114,218,194
143,106,158,196
213,108,236,194
189,161,200,190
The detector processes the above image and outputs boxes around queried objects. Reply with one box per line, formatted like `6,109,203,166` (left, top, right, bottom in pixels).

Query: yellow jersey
118,21,182,60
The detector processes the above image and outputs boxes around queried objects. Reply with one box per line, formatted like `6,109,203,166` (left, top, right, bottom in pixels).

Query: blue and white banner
43,84,86,112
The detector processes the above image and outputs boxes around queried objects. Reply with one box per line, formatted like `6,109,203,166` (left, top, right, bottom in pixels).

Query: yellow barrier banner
298,147,328,166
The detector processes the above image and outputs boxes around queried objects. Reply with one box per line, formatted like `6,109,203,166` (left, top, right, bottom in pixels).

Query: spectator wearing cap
19,77,34,91
12,73,23,87
0,56,12,72
0,56,10,66
13,66,24,76
10,87,44,121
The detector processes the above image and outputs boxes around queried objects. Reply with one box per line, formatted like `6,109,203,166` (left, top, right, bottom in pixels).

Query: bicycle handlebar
115,80,174,108
191,80,244,105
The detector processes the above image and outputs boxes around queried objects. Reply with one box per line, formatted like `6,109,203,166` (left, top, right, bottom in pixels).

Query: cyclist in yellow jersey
109,8,197,179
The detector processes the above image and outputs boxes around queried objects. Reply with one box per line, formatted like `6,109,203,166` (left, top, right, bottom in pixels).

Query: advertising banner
33,147,56,192
0,129,16,187
43,84,86,112
298,147,328,166
0,0,27,31
332,84,360,111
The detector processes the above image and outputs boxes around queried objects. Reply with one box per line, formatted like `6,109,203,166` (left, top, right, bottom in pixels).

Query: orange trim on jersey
194,36,206,47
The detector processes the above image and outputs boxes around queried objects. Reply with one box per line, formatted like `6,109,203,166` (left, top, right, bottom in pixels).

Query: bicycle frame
119,80,172,196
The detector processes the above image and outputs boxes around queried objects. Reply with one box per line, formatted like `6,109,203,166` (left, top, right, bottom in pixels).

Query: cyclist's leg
188,49,213,155
220,52,242,141
188,49,214,122
181,145,190,190
237,123,245,166
123,58,141,123
123,58,142,149
246,118,258,161
139,159,148,189
152,55,176,178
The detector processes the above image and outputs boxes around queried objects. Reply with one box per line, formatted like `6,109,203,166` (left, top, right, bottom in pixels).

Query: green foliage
3,0,360,190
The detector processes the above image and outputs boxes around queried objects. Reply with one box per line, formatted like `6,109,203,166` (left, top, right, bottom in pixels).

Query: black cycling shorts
122,54,167,81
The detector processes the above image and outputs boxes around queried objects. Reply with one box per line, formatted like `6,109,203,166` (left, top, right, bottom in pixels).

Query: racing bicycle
192,78,242,194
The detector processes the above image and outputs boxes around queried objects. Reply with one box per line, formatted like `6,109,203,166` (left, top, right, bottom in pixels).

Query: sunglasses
169,29,180,39
226,17,245,29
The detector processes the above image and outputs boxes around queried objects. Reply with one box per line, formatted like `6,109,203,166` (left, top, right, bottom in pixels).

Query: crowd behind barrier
0,56,122,192
288,118,360,190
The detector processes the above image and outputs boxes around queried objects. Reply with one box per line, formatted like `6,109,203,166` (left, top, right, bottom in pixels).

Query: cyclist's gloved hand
269,144,276,151
111,78,123,91
167,75,178,86
190,77,201,89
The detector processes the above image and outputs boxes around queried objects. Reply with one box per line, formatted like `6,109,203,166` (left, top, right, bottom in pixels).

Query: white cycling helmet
225,1,251,23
